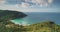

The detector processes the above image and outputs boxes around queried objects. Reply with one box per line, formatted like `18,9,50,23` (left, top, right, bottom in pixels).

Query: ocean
11,12,60,25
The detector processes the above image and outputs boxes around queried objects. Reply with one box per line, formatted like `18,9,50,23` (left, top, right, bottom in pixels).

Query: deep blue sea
11,12,60,25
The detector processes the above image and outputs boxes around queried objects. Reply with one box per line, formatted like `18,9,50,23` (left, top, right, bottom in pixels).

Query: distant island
0,10,60,32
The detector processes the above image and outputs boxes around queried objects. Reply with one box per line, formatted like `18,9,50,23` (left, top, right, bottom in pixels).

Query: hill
25,21,60,32
0,20,60,32
0,10,27,32
0,10,27,25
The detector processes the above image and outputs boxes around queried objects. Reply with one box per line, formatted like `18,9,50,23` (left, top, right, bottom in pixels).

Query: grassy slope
0,20,60,32
26,21,60,32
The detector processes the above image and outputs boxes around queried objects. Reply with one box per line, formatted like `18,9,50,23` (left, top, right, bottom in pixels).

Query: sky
0,0,60,12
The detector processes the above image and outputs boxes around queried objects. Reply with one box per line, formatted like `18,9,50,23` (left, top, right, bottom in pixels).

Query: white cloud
48,0,53,3
19,0,53,7
0,0,6,4
25,0,31,2
0,4,17,10
31,0,53,7
20,2,30,8
0,0,53,8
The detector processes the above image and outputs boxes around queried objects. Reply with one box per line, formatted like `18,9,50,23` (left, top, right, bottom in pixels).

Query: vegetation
0,20,60,32
0,10,60,32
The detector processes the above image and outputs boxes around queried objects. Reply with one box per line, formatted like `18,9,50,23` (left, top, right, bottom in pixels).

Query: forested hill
0,10,27,20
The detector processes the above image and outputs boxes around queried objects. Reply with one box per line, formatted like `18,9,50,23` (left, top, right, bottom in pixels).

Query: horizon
10,12,60,25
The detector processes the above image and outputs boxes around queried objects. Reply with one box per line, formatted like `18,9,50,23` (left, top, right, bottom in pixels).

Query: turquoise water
11,12,60,25
11,19,23,24
11,18,29,25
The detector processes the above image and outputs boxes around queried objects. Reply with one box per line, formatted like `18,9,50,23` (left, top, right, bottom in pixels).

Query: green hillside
0,20,60,32
26,21,60,32
0,10,27,20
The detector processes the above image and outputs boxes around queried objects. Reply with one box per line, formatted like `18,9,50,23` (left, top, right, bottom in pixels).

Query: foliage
0,20,60,32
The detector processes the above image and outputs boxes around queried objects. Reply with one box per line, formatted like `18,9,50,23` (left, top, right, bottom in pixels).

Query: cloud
22,0,53,7
0,4,18,10
3,0,53,7
48,0,53,3
0,0,6,4
20,2,30,8
30,0,53,7
25,0,31,2
6,0,21,4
